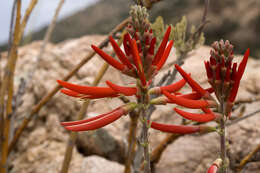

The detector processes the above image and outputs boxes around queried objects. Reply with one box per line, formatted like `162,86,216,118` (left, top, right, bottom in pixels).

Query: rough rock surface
1,35,260,173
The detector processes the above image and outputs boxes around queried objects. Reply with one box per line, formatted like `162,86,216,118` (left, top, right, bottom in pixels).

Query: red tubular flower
148,37,156,55
123,33,131,56
109,36,133,69
57,80,118,97
174,108,217,123
106,80,137,96
151,122,215,134
63,108,125,131
207,159,222,173
130,39,146,86
228,49,250,102
175,64,209,97
60,89,82,98
61,108,120,126
177,88,214,100
62,103,136,131
149,78,186,95
156,40,174,71
91,45,126,71
204,61,213,80
207,165,218,173
162,90,212,109
60,89,119,99
152,26,171,65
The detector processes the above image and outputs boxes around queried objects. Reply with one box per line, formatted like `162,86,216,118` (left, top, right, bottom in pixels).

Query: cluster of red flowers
57,25,249,134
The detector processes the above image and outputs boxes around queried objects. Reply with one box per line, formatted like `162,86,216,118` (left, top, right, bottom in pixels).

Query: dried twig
236,143,260,172
7,17,130,155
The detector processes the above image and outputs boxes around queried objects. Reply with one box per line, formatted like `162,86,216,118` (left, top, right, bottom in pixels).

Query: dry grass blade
7,17,130,155
18,0,38,42
0,0,21,172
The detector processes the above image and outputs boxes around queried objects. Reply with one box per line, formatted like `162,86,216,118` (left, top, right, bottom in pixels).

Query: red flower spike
156,40,174,71
130,39,146,86
152,26,171,65
178,88,214,100
174,64,208,97
236,48,249,80
148,37,156,55
109,36,133,69
61,108,120,126
106,80,137,96
91,45,125,71
123,33,131,56
151,121,200,134
63,108,125,131
57,80,117,97
174,108,216,123
163,90,212,109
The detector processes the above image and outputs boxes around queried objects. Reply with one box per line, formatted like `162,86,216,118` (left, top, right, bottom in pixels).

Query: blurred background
1,0,260,59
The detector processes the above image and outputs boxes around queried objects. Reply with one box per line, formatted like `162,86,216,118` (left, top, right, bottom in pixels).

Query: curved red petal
148,37,156,55
60,89,81,98
61,108,120,126
160,78,186,93
178,88,214,100
123,33,131,56
130,39,146,86
175,64,207,96
109,36,133,69
156,40,174,70
152,26,171,65
57,80,117,96
91,45,125,71
163,90,210,109
237,48,249,80
174,108,216,123
64,108,125,131
106,80,137,96
151,121,200,134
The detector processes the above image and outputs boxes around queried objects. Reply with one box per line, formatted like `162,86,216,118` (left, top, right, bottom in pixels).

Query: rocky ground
1,35,260,173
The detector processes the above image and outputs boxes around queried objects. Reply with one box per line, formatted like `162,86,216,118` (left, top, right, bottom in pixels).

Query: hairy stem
220,117,227,173
124,112,139,173
219,100,228,173
139,86,151,173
